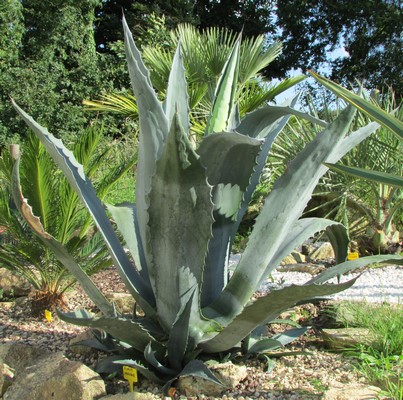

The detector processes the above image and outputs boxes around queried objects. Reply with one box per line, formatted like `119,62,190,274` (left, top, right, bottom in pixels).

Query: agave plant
9,18,403,389
0,126,135,313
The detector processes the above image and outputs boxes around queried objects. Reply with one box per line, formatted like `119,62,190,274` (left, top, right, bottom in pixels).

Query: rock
0,362,15,396
0,343,45,373
280,252,307,265
100,393,159,400
323,381,382,399
69,329,97,355
3,351,106,400
106,293,135,314
310,242,335,261
277,263,325,275
0,268,32,297
321,328,374,349
178,362,247,397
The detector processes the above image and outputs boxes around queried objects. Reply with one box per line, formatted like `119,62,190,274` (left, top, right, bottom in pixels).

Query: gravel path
265,266,403,304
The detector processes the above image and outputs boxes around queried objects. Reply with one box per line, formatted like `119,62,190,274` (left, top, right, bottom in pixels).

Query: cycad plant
0,126,135,313
10,19,403,389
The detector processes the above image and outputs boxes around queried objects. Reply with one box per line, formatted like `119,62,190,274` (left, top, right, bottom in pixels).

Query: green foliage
0,126,135,313
86,20,304,138
268,86,402,253
0,0,135,148
10,18,403,389
333,301,403,399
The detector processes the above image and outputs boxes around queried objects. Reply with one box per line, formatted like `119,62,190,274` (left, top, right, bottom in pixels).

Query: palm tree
0,125,136,313
84,22,304,138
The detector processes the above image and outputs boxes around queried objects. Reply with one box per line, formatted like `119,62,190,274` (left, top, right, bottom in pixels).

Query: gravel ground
1,264,401,399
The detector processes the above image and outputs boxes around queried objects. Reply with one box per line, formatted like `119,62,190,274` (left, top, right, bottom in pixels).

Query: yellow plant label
123,366,138,392
44,310,53,322
347,252,359,260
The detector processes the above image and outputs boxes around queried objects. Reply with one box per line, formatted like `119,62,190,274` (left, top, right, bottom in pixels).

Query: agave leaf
309,254,403,285
167,289,195,371
325,163,403,188
266,218,348,277
271,326,309,347
197,132,262,190
232,95,310,239
164,44,190,135
58,310,159,352
201,279,356,353
197,131,262,305
179,359,223,384
144,343,177,376
114,358,166,385
11,156,114,316
106,203,149,282
309,71,403,139
11,99,155,314
206,106,360,321
123,15,169,271
205,35,241,134
148,113,213,330
246,338,282,354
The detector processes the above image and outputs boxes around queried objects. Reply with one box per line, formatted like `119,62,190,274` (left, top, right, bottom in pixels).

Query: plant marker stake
123,365,138,393
44,310,53,322
347,252,359,260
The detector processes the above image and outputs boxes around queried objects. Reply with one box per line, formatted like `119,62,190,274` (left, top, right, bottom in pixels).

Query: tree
0,0,117,148
274,0,402,97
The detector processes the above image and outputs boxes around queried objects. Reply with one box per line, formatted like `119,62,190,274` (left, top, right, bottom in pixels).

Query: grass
332,301,403,399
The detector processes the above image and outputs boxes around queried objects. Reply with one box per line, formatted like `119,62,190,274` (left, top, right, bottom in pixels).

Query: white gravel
229,254,403,304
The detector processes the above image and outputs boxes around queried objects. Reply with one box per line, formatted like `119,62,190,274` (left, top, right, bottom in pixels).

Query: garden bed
2,266,400,399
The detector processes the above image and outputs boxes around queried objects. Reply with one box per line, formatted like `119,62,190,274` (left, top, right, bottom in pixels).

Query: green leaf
58,310,158,352
123,15,169,272
106,203,150,283
167,289,195,371
113,358,166,385
309,71,403,139
164,43,190,136
309,254,403,285
206,106,372,322
325,163,403,188
266,218,348,278
11,157,114,316
201,280,356,353
206,35,241,134
11,99,155,314
148,113,213,330
197,131,261,305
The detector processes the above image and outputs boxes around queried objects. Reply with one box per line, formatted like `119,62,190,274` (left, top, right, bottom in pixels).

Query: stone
3,351,106,400
0,343,45,373
280,252,307,265
310,242,335,261
100,393,160,400
69,329,97,355
178,362,247,397
277,263,325,275
106,293,135,314
0,362,15,396
321,328,374,350
323,381,382,400
0,268,32,297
